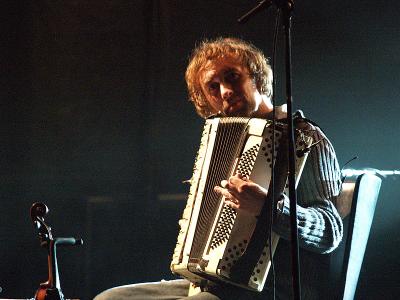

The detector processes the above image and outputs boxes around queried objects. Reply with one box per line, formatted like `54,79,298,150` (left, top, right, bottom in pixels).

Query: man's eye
208,82,219,91
225,72,240,82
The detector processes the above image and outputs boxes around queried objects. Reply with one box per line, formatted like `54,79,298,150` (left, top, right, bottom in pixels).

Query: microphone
237,0,273,24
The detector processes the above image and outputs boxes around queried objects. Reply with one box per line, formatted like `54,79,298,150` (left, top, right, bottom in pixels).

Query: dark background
1,1,399,299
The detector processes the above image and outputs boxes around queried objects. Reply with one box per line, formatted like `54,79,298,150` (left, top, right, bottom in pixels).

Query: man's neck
252,96,287,120
255,103,287,120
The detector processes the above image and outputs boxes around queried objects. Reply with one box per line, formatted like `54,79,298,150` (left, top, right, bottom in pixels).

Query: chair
330,173,382,300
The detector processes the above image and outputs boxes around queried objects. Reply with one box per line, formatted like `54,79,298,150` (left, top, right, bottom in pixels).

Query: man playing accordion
95,37,343,300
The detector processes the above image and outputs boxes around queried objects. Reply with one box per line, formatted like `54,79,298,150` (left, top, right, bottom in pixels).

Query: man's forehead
200,56,246,81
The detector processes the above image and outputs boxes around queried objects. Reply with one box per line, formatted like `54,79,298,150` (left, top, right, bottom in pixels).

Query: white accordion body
170,117,312,292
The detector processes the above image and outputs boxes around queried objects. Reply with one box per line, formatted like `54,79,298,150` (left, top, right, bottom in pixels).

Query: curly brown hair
185,37,273,118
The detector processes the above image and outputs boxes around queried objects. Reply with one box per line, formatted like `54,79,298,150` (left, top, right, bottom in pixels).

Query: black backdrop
2,1,399,299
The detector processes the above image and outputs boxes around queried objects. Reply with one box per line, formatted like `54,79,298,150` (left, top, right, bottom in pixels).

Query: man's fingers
214,186,232,199
215,186,239,204
224,199,239,210
229,174,250,187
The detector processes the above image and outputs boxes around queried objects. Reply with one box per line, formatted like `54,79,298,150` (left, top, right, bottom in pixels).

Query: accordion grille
190,118,248,260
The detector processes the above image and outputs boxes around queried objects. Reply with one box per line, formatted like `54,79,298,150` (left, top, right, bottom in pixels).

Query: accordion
170,117,312,292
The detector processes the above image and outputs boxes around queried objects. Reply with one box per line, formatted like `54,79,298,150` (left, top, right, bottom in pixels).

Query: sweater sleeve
272,123,343,254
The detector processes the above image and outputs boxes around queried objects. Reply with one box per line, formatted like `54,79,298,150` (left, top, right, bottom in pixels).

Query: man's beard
223,99,254,117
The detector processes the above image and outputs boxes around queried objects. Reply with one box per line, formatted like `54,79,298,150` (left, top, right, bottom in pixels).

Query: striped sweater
266,114,344,299
273,119,343,253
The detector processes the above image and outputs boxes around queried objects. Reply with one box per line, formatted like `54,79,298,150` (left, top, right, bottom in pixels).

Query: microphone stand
238,1,301,299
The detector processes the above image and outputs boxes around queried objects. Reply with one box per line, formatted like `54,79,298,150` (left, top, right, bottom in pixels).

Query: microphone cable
269,7,282,300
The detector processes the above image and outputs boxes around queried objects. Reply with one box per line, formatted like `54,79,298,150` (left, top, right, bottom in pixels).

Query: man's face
199,56,265,117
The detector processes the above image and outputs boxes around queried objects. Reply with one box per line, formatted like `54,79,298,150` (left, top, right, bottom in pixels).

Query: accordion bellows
171,117,312,292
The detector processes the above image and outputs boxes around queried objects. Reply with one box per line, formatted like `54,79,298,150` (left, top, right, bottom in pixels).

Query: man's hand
214,173,267,216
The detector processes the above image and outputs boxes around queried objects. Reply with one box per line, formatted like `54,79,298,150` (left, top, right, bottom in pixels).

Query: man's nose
220,84,233,101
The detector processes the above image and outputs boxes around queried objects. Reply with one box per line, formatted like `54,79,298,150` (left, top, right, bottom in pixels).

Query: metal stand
239,1,301,299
